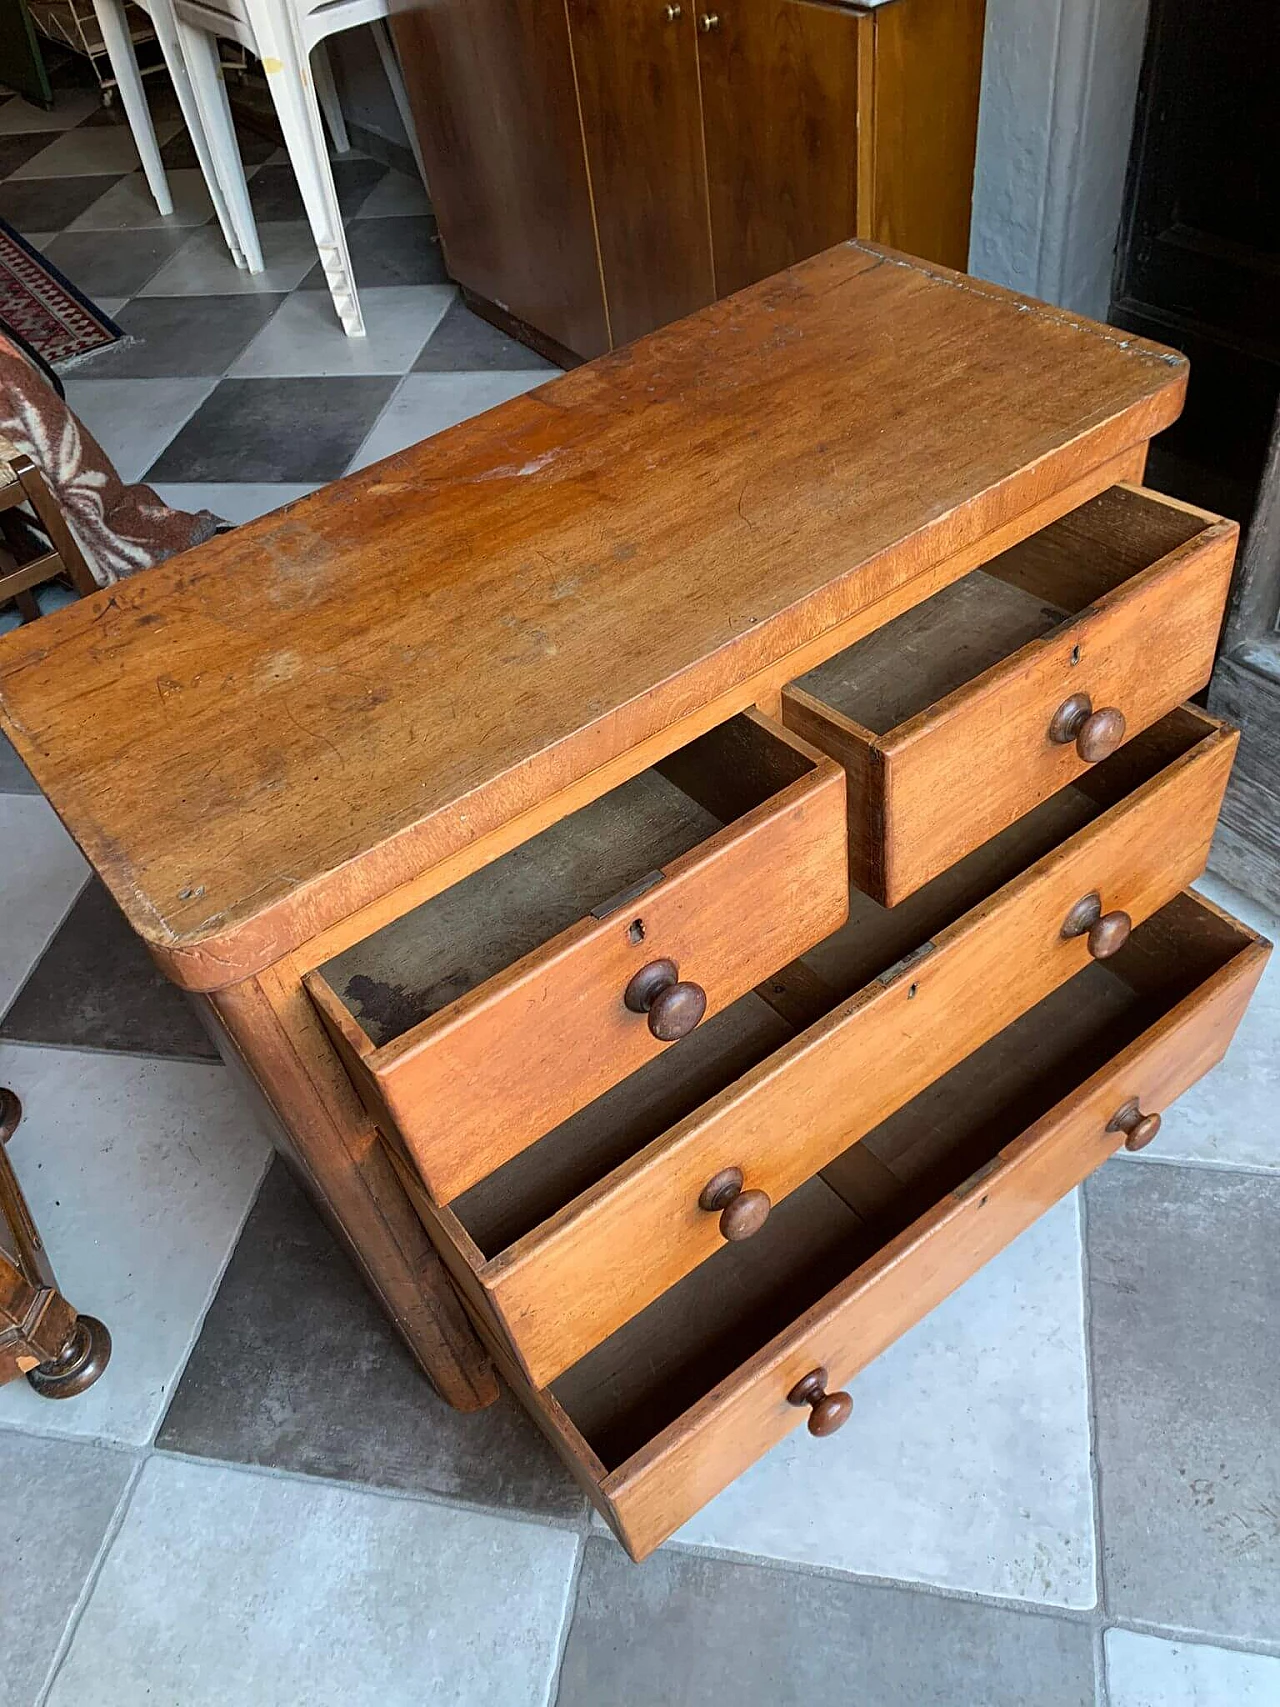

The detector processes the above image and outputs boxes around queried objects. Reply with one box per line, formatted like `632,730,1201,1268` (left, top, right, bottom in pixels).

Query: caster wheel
27,1315,112,1399
0,1086,19,1143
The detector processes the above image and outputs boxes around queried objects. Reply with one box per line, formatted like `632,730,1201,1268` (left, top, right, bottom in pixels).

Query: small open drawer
388,706,1238,1389
306,711,847,1202
782,483,1237,903
521,889,1268,1559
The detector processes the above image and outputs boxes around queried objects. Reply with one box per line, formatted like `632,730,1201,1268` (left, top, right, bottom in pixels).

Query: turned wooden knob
624,958,707,1041
787,1366,853,1437
1048,692,1127,762
1060,892,1132,960
1107,1097,1162,1152
698,1166,771,1241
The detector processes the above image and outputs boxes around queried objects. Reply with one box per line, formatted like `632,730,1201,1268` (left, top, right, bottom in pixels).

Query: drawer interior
450,708,1214,1257
318,713,816,1048
549,890,1247,1470
790,486,1211,735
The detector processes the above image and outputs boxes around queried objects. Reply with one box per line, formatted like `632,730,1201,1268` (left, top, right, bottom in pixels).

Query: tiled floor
1,78,1279,1707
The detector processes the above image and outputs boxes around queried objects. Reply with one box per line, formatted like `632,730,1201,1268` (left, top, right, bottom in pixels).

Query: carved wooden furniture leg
0,1089,112,1399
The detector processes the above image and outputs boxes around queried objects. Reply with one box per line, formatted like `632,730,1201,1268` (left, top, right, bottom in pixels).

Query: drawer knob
1107,1097,1162,1152
1048,692,1127,763
698,9,720,28
698,1165,772,1241
624,958,707,1041
1061,892,1132,960
787,1366,853,1437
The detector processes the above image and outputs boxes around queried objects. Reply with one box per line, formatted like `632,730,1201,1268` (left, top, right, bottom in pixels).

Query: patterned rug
0,217,121,366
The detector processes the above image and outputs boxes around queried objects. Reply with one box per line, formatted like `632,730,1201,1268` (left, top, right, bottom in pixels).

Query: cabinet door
568,0,715,347
696,0,863,300
391,0,610,361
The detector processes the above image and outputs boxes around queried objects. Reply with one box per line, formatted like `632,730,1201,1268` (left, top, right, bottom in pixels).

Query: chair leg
371,20,430,197
149,0,249,269
255,11,364,336
310,41,350,155
90,0,174,217
176,19,265,275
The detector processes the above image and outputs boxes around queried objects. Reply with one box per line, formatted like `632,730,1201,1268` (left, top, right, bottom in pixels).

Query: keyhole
628,918,645,945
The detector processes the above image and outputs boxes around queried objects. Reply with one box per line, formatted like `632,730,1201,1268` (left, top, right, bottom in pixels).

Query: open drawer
306,711,847,1202
388,706,1238,1389
519,889,1268,1559
782,483,1238,903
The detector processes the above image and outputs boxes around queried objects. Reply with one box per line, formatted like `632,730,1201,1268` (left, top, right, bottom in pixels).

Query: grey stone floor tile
0,173,118,234
146,375,397,482
0,794,87,1018
43,226,194,299
298,214,446,289
0,729,37,793
62,375,216,483
1105,1628,1280,1705
247,158,386,222
1087,1162,1280,1640
414,298,558,372
557,1537,1097,1707
70,292,285,379
0,1433,135,1707
158,1159,587,1520
46,1455,579,1707
1,875,216,1059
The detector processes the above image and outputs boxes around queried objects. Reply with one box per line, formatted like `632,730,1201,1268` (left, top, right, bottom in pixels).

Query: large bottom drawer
487,889,1267,1559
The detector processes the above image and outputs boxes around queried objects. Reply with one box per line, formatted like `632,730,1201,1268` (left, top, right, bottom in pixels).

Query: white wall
968,0,1151,320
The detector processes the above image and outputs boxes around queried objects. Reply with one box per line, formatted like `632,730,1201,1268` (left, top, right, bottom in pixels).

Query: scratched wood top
0,244,1186,990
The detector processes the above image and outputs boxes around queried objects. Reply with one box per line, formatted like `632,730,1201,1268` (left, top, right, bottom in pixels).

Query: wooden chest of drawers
0,243,1267,1561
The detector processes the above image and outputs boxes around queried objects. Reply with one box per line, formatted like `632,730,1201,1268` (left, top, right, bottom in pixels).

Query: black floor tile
0,131,61,178
72,292,285,378
298,215,446,290
1,875,216,1058
160,125,275,170
145,374,396,482
42,226,193,298
157,1160,586,1520
247,158,387,223
0,730,37,793
1087,1161,1280,1641
414,299,558,373
558,1540,1098,1707
0,173,118,235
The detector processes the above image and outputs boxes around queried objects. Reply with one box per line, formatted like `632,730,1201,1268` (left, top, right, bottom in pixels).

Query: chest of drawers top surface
0,244,1186,988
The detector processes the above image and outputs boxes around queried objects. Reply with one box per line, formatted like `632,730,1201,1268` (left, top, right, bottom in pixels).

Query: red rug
0,217,121,366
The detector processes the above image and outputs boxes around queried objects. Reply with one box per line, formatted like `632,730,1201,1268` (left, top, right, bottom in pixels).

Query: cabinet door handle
623,958,707,1041
698,11,720,30
1060,891,1132,960
787,1367,853,1437
1048,692,1127,762
699,1166,771,1241
663,2,682,17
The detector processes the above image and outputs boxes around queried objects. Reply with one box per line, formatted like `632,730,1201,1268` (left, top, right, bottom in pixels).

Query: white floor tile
354,169,432,219
47,1456,580,1707
0,795,87,1016
348,370,547,471
1105,1629,1280,1706
140,221,320,297
0,89,101,133
63,376,216,482
67,168,214,231
1118,872,1280,1174
230,285,455,377
673,1195,1097,1608
92,297,129,320
0,1044,269,1444
152,482,321,524
12,117,181,177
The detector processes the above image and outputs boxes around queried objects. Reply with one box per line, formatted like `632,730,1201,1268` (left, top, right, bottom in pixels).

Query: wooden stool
0,433,98,625
0,1088,111,1398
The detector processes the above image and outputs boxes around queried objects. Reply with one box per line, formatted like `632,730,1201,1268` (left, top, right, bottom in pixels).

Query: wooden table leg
1,1088,113,1398
207,968,499,1412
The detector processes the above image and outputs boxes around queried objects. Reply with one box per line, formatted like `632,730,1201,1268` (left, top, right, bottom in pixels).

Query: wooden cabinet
392,0,987,361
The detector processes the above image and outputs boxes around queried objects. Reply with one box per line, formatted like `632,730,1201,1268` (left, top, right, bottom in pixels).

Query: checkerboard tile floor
2,81,1279,1707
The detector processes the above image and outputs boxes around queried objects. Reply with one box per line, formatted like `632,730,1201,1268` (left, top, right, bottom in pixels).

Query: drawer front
599,916,1269,1559
783,488,1238,903
481,720,1237,1386
309,714,848,1203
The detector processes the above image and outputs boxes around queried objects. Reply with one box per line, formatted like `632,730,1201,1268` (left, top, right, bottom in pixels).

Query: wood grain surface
0,247,1187,989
